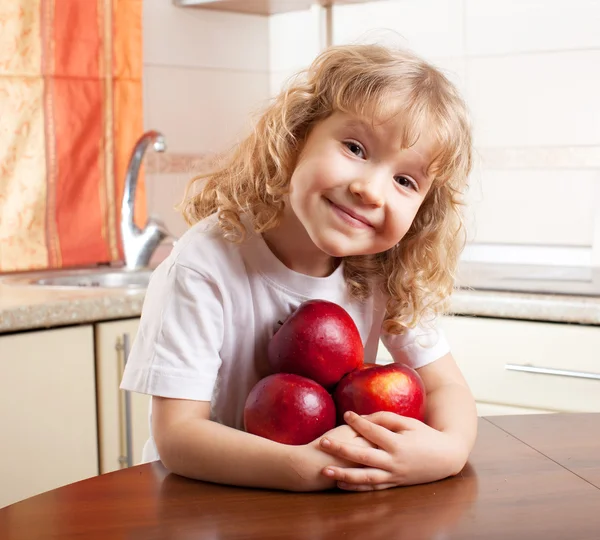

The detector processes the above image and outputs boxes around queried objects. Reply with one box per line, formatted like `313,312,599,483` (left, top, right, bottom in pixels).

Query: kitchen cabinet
377,315,600,414
0,326,98,508
173,0,371,16
440,315,600,413
474,402,553,417
95,319,151,474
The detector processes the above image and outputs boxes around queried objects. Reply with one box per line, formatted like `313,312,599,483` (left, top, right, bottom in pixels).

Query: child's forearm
425,382,478,461
157,418,335,492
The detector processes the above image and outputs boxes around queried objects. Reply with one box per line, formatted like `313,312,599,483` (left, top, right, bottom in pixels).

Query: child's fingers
359,411,421,432
342,411,402,449
337,481,397,492
319,436,388,469
322,465,389,486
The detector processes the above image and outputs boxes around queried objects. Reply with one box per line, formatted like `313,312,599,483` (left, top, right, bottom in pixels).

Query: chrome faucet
121,130,170,270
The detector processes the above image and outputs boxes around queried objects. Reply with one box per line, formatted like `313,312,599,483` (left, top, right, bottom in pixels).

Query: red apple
333,363,426,423
244,373,336,445
268,299,364,388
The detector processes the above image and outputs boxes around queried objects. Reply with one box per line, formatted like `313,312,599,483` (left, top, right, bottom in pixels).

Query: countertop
4,261,600,333
1,413,599,539
0,281,146,333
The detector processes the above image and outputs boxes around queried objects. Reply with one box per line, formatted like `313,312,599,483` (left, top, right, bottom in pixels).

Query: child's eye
394,175,417,190
344,141,365,158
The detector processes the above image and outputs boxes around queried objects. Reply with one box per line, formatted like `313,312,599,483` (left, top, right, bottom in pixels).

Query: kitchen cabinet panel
475,402,553,417
0,326,98,508
440,316,600,413
95,319,151,474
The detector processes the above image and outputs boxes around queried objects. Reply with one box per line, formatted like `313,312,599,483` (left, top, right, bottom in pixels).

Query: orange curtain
0,0,145,272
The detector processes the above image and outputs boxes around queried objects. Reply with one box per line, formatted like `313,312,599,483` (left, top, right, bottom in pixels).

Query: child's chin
317,239,362,259
311,229,378,258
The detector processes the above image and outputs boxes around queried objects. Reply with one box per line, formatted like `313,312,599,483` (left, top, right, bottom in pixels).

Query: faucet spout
121,130,170,270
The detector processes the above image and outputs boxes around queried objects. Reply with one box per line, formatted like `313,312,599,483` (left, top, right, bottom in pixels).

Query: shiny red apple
244,373,336,445
333,363,426,423
268,299,364,388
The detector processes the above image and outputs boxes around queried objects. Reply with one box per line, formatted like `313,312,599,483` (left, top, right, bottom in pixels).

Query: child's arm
315,353,478,491
152,396,375,492
418,352,478,453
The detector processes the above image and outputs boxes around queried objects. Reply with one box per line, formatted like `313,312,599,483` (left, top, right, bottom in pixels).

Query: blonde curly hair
180,44,473,335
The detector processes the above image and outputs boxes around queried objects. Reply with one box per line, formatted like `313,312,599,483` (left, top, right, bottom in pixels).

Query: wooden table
1,413,599,539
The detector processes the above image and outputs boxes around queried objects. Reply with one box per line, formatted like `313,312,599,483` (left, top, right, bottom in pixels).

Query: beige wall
144,0,600,266
142,0,271,238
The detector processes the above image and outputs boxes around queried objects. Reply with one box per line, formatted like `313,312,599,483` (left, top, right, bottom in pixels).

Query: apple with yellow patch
333,363,426,424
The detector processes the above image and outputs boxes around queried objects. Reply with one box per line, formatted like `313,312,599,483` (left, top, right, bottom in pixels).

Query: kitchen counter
0,280,146,333
4,269,600,333
1,413,599,539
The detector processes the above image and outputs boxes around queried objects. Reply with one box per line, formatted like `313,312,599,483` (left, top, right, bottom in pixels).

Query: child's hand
318,411,468,491
288,423,376,491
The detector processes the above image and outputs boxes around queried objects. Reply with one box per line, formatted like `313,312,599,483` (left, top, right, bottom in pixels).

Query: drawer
440,316,600,413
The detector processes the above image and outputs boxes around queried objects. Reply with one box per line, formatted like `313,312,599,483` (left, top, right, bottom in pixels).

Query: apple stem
272,320,284,335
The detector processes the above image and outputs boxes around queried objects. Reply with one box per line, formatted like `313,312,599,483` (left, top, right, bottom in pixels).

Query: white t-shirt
120,213,450,462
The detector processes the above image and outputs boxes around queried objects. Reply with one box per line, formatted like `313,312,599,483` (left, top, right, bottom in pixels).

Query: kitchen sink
1,267,153,290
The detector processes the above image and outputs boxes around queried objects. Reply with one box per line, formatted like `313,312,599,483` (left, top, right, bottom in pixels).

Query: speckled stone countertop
2,278,600,334
0,281,146,333
450,288,600,325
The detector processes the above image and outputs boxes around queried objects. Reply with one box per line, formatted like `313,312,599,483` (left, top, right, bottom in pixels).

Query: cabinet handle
505,363,600,381
116,333,134,468
122,333,134,468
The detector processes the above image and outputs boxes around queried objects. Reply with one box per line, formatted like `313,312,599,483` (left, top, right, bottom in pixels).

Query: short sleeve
380,319,450,370
120,262,224,401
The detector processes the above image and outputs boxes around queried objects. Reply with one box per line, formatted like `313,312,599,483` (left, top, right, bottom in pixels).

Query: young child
121,43,478,492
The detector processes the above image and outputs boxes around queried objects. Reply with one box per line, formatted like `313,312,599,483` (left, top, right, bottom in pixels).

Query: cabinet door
440,316,600,413
0,326,98,508
95,319,151,474
475,402,553,417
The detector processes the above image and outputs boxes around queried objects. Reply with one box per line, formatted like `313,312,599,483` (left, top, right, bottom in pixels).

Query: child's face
288,111,435,258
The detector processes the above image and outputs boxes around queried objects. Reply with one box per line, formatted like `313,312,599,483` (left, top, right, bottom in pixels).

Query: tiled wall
142,0,270,238
269,0,600,265
144,0,600,266
268,8,323,95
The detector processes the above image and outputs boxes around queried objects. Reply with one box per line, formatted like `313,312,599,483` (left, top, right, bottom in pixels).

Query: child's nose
349,177,385,207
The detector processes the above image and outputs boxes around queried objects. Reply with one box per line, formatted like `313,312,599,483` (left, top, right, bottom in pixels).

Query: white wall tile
144,66,270,154
269,60,468,120
461,243,592,266
269,69,299,97
465,169,597,246
428,56,468,98
268,8,321,72
477,146,600,170
146,173,191,238
466,0,600,56
144,0,269,71
332,0,465,59
467,51,600,147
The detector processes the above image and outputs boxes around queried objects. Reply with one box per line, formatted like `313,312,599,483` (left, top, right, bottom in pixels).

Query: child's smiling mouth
325,198,374,229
